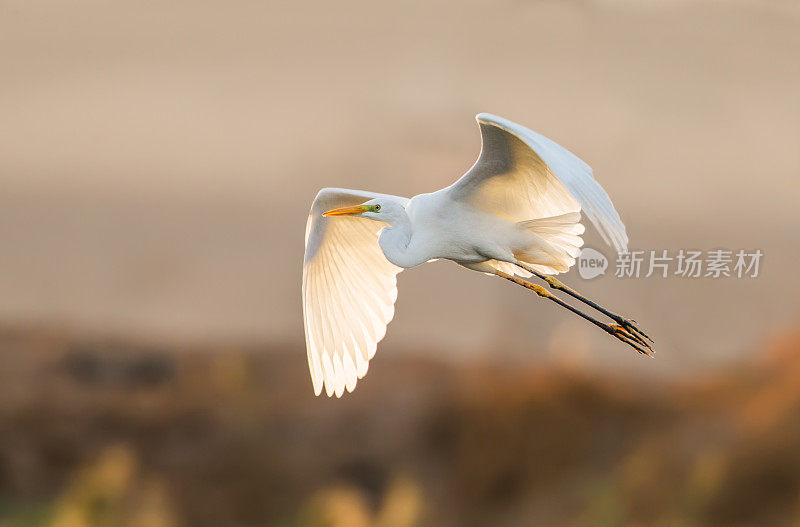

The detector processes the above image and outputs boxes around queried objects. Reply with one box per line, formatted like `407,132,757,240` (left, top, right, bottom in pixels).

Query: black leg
494,270,654,357
515,262,653,346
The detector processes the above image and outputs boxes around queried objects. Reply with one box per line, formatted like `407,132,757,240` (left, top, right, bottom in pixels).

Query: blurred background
1,0,799,525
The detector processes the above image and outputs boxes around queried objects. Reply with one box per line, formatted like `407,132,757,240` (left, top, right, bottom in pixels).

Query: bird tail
513,212,585,275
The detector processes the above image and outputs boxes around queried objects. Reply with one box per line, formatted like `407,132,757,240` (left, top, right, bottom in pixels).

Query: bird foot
613,317,654,344
607,323,655,357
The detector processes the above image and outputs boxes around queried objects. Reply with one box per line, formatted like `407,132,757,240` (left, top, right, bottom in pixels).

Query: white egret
303,113,653,397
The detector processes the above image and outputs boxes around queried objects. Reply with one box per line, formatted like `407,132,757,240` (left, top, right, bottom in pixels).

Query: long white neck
378,211,424,268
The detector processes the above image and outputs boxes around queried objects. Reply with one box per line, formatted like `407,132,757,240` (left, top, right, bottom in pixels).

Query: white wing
303,188,409,397
447,113,628,253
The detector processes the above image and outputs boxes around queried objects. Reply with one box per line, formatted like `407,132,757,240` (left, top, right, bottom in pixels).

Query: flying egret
303,113,653,397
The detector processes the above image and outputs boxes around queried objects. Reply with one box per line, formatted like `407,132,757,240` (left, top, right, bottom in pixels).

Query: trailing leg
494,270,654,356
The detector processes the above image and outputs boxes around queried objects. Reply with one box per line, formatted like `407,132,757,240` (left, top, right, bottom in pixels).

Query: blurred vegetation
1,327,800,527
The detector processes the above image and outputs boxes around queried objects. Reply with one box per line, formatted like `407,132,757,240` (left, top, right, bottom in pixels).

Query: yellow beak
322,204,370,217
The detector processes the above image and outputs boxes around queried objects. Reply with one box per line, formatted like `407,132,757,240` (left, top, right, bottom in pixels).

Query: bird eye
374,204,381,211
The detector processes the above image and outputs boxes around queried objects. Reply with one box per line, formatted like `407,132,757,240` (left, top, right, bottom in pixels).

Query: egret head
323,198,404,222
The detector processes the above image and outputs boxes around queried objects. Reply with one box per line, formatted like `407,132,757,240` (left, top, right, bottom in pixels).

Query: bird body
377,191,521,269
302,113,653,397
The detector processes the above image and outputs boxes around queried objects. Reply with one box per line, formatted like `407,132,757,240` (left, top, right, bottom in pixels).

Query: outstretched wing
303,188,410,397
447,113,628,253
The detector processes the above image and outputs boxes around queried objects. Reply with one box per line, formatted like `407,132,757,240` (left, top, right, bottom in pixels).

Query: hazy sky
1,0,799,374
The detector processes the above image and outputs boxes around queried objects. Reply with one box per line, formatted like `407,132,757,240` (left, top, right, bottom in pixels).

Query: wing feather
447,113,628,253
303,188,409,396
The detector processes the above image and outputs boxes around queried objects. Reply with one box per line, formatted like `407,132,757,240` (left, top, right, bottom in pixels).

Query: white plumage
302,113,650,397
303,189,407,397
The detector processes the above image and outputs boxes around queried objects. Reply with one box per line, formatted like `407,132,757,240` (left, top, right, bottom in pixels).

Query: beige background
1,0,799,374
